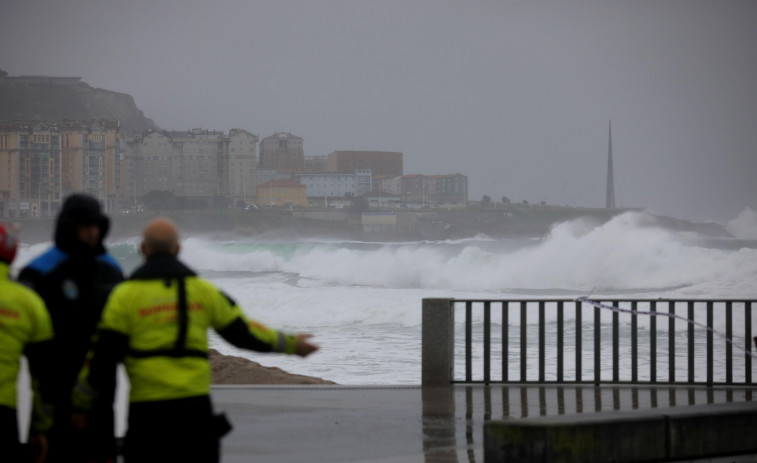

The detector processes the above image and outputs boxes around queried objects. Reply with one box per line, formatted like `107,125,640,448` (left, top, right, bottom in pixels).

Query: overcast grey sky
2,0,756,222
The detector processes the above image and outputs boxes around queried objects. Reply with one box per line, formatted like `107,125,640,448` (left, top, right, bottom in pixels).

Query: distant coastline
12,206,732,246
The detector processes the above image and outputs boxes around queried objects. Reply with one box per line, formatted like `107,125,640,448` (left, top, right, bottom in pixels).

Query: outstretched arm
216,317,319,357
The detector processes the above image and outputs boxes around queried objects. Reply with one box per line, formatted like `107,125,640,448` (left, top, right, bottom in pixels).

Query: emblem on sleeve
62,279,79,300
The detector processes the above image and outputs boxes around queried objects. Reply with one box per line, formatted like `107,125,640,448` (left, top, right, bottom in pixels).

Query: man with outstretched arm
73,217,319,463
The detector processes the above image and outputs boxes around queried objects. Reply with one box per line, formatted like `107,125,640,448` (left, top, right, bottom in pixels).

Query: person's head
0,222,19,264
55,194,109,253
140,218,180,258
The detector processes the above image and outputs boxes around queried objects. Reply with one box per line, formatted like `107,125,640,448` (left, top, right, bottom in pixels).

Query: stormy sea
14,209,757,387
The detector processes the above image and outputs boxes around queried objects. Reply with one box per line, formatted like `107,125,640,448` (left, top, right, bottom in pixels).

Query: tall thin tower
605,120,615,209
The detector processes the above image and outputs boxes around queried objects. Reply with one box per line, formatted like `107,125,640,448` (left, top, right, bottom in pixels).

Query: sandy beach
209,349,336,385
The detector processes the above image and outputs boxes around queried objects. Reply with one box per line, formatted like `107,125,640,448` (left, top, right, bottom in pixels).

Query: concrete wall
485,401,757,462
293,210,348,222
422,298,454,387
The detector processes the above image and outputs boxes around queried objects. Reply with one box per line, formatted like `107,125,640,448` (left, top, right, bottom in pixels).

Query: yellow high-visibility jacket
74,254,298,407
0,261,54,430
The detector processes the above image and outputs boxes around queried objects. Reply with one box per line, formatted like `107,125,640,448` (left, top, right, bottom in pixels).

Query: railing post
484,301,491,385
422,298,454,387
747,303,753,384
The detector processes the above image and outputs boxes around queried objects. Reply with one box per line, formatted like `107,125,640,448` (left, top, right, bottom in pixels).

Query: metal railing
421,298,756,387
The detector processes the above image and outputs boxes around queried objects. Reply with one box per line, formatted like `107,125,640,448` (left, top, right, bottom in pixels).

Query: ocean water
13,209,757,385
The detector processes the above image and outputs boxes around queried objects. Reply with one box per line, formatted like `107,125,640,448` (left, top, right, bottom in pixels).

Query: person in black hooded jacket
19,193,124,463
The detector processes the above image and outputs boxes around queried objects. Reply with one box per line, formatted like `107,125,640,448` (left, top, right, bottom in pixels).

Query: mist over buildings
2,0,756,223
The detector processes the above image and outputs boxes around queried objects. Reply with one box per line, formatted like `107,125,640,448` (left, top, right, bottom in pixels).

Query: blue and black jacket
18,194,124,456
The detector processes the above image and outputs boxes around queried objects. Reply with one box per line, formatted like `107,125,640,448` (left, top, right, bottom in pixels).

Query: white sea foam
12,210,757,384
188,211,757,384
160,211,757,299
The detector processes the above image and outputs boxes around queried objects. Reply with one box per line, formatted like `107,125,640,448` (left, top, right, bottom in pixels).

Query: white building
294,169,372,198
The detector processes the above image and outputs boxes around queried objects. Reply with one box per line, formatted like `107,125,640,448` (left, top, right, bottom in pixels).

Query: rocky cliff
0,71,155,135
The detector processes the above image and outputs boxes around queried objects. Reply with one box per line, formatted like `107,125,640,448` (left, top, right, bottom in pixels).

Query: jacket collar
130,254,197,280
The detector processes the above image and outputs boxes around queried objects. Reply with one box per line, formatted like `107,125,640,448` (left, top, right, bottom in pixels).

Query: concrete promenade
211,384,757,463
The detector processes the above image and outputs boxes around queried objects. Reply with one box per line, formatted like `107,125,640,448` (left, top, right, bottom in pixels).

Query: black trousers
45,399,117,463
124,395,224,463
0,406,21,463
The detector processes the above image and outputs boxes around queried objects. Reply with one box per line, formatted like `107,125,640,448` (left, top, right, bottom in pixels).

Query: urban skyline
0,119,474,216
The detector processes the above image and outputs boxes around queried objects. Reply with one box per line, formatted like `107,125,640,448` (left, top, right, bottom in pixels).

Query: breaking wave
84,210,756,298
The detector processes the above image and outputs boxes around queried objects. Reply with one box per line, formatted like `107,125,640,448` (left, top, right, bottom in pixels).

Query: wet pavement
211,384,757,463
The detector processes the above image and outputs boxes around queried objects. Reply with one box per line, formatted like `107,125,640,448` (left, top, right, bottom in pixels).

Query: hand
26,433,48,463
294,334,319,357
71,411,88,430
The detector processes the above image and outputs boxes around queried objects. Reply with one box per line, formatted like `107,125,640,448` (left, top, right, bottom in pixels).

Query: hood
54,194,110,255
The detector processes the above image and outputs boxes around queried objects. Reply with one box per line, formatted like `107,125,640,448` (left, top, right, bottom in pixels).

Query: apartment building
431,173,468,204
304,155,328,173
59,120,121,204
0,127,21,208
170,129,226,197
259,132,304,173
123,127,259,204
401,174,426,203
0,119,120,217
227,129,259,201
326,151,403,177
122,130,176,204
374,175,402,196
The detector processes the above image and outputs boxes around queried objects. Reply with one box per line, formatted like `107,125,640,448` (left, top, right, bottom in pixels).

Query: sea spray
726,207,757,240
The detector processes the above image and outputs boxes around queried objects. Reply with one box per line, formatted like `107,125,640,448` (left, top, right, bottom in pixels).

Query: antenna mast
606,120,615,209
